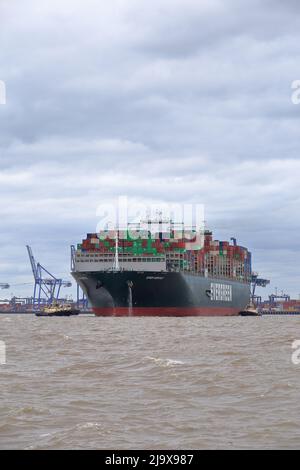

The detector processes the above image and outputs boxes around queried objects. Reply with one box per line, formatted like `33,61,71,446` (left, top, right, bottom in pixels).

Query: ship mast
113,229,120,271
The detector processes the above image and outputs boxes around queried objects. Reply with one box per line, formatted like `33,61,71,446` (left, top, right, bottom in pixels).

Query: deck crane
26,246,72,309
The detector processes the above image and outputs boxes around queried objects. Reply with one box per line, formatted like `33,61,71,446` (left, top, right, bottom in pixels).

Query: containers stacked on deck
198,231,252,281
77,229,251,282
79,230,187,257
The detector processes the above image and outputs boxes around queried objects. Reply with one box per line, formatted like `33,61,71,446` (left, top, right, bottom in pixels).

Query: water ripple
0,315,300,449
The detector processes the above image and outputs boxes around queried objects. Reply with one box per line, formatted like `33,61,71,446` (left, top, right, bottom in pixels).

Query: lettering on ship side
210,282,232,302
146,276,165,280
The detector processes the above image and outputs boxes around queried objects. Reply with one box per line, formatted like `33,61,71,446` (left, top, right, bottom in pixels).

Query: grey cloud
0,0,300,297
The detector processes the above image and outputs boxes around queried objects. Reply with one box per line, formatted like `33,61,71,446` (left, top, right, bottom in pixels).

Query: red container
177,241,186,249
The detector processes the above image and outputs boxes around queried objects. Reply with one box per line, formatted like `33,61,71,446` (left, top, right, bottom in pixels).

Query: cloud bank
0,0,300,298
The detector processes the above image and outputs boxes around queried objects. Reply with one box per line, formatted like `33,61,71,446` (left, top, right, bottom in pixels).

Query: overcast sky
0,0,300,299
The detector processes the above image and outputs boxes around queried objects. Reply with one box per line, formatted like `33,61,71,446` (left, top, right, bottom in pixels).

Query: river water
0,314,300,449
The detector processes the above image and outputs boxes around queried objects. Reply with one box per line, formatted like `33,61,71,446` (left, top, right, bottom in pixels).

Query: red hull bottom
93,307,240,317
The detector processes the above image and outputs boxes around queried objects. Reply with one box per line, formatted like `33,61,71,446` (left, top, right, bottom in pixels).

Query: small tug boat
239,304,261,317
35,302,80,317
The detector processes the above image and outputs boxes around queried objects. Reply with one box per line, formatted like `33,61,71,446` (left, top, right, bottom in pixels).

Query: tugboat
35,302,80,317
239,304,261,317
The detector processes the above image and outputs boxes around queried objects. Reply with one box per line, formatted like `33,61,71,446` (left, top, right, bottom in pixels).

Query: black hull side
72,271,250,316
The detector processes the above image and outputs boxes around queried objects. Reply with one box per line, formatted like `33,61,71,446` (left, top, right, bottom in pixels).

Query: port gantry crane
251,272,270,305
26,246,72,309
269,291,290,306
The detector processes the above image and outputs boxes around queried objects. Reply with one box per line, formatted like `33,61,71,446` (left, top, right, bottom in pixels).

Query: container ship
71,220,251,316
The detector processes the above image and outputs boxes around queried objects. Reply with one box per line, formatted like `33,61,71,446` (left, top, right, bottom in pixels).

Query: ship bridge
73,252,167,272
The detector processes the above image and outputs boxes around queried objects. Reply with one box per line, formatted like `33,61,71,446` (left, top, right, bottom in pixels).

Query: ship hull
72,271,250,317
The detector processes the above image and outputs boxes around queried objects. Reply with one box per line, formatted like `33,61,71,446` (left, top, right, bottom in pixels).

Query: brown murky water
0,314,300,449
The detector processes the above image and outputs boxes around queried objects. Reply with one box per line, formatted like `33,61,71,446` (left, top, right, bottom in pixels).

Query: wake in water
145,356,185,367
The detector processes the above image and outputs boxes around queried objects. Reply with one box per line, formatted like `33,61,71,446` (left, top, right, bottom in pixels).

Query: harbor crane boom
26,245,71,308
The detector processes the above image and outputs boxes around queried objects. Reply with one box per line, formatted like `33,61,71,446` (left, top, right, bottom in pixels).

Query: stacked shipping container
76,229,251,282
